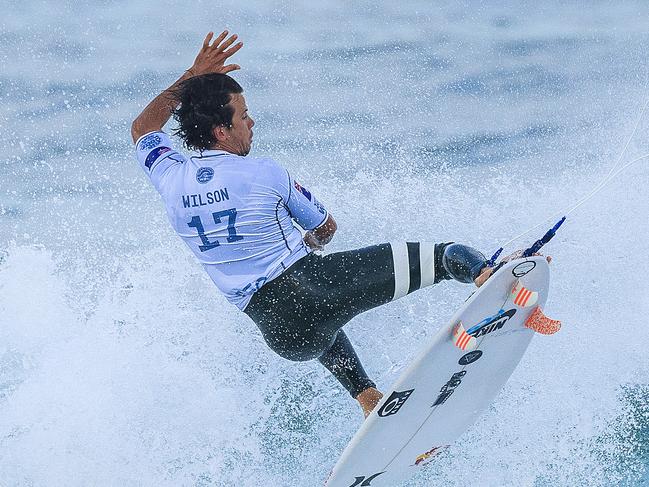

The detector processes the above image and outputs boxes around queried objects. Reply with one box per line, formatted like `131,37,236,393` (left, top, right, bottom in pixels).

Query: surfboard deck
325,256,550,487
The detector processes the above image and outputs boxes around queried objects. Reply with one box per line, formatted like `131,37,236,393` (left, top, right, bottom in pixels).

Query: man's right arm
131,30,242,144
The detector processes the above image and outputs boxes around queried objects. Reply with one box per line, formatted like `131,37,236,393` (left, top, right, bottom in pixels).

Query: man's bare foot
356,387,383,418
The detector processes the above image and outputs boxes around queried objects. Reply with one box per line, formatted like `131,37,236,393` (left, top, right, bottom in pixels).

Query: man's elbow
327,215,337,237
131,118,145,144
316,214,337,244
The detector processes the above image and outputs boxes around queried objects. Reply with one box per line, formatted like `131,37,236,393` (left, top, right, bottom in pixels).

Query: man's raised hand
130,30,242,142
189,30,243,77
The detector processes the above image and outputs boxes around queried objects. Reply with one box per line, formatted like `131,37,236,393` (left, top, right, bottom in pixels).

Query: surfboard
325,256,552,487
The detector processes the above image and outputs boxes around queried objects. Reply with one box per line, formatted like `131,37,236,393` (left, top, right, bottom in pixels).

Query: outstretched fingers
221,63,241,73
202,31,215,50
531,252,552,264
191,30,243,76
222,41,243,58
215,33,239,54
208,30,229,50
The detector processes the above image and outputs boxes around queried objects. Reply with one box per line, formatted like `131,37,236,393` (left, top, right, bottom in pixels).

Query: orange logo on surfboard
413,445,449,467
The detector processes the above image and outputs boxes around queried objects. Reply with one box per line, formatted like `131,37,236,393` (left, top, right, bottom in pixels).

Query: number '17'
187,208,243,252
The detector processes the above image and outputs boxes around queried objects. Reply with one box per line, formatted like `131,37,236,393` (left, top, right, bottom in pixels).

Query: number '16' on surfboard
325,256,560,487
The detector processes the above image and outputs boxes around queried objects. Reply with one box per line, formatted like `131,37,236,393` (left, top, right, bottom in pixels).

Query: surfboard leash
521,217,565,257
486,91,649,268
485,215,566,269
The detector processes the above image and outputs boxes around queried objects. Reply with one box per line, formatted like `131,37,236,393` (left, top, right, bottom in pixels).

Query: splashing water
1,1,649,486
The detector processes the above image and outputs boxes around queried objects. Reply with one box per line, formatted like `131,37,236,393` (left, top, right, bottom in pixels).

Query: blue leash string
486,216,566,267
484,92,649,269
521,216,566,257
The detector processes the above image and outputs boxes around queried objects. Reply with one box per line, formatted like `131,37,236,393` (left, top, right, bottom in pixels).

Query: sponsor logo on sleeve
313,197,326,215
347,472,385,486
138,133,162,151
196,167,214,184
144,146,171,170
432,371,466,407
466,308,516,338
512,261,536,277
294,180,312,201
458,349,483,365
413,445,450,467
377,389,414,417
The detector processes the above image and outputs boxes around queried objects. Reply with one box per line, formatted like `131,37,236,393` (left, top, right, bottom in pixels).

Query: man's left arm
281,173,337,250
131,30,242,143
304,215,337,251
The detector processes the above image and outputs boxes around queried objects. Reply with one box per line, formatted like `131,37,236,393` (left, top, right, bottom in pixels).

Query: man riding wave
131,30,511,417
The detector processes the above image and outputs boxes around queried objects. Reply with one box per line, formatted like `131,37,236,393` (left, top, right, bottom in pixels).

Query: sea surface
1,1,649,486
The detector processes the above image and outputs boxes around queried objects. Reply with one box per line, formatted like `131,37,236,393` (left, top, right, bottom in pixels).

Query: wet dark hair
172,73,243,151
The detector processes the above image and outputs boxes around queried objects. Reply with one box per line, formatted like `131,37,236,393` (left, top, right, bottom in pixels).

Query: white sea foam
1,1,648,485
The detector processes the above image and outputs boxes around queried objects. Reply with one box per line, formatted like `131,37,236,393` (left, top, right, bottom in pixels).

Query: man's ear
213,125,229,142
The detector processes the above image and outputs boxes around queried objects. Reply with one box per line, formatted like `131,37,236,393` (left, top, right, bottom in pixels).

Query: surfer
131,31,524,417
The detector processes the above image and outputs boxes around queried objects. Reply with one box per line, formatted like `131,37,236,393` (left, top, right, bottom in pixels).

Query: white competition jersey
135,131,328,310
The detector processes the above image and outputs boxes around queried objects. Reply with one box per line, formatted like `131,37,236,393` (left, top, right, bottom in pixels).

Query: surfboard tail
524,306,561,335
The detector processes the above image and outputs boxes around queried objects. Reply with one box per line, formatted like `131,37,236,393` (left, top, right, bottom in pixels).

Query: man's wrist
304,231,324,250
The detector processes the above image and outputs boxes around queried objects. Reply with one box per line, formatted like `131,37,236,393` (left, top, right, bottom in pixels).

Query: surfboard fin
524,307,561,335
452,322,477,351
510,281,538,308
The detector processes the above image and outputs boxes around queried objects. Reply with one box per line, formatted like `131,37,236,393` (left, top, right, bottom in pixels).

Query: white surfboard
325,256,551,487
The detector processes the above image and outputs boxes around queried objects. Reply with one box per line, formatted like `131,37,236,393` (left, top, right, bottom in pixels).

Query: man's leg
248,241,488,417
317,330,377,403
311,242,454,325
316,242,487,416
388,241,487,298
314,243,446,417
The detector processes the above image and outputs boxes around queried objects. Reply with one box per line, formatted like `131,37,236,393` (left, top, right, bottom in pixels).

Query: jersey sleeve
260,158,328,231
285,173,328,230
134,131,186,193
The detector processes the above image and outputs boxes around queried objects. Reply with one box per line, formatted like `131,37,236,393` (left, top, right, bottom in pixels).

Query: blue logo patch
196,167,214,184
467,308,517,337
139,134,162,151
144,146,171,169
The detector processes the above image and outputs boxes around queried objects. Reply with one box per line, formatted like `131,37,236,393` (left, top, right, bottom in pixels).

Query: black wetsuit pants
244,242,451,398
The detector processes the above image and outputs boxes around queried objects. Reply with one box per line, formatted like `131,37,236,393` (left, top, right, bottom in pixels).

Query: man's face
221,93,254,156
